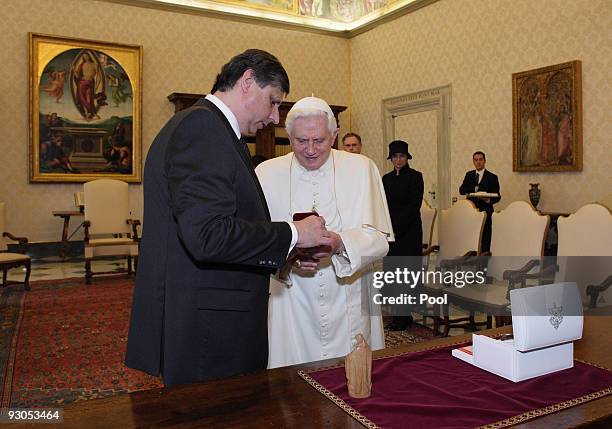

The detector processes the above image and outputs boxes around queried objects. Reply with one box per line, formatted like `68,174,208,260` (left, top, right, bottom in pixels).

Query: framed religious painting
29,33,143,182
512,60,582,172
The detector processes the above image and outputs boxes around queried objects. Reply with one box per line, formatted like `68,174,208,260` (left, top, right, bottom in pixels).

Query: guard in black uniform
382,140,424,330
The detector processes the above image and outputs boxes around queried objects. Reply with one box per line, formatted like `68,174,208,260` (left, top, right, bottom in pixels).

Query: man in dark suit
459,151,501,252
382,140,424,330
125,49,331,387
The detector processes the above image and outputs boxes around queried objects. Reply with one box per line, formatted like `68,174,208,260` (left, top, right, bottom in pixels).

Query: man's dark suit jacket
125,99,292,387
459,169,501,213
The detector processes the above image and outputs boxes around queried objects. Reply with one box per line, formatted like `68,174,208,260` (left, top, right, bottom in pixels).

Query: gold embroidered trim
298,370,380,429
299,339,612,429
477,386,612,429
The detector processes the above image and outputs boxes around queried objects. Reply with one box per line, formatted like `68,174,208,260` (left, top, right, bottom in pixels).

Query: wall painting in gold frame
512,60,582,172
29,33,142,183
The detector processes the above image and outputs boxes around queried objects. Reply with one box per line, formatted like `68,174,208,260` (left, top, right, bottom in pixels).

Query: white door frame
382,84,452,210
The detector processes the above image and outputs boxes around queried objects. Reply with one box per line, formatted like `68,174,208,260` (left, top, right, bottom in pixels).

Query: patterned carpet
384,323,436,348
0,277,162,408
0,278,436,408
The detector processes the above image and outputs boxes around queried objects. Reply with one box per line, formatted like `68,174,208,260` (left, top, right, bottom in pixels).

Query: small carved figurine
345,333,372,398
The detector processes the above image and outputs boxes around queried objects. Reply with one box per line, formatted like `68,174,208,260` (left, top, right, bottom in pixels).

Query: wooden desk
43,317,611,429
52,211,83,257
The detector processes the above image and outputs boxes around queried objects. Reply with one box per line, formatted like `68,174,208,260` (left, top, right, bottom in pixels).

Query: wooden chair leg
486,315,493,329
133,256,138,273
85,259,92,284
432,305,441,336
23,260,31,291
432,317,441,336
127,255,133,275
494,315,503,327
440,302,451,336
2,268,7,288
469,312,477,331
443,315,451,337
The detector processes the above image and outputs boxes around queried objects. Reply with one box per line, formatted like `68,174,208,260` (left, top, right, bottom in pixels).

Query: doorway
382,85,452,243
382,85,452,209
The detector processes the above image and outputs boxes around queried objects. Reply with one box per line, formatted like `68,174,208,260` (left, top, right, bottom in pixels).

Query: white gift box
452,282,583,382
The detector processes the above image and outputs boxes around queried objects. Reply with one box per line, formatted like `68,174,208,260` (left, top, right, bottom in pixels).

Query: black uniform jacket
459,169,501,213
125,99,291,387
382,165,424,256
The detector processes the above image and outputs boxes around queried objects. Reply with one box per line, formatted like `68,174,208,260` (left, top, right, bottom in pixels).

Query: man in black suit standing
459,151,501,252
125,49,331,387
382,140,424,330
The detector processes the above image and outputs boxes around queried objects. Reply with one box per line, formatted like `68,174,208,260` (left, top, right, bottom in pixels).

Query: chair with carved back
597,193,612,212
556,203,612,312
421,199,485,334
0,202,31,290
83,179,140,284
445,201,549,332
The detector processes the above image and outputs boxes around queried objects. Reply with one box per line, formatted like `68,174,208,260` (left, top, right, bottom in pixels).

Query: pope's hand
308,231,344,260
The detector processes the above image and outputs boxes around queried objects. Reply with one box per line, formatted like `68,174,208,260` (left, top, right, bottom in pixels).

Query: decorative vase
529,183,541,209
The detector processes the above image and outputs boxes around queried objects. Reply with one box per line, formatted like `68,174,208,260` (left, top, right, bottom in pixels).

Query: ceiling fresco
118,0,437,34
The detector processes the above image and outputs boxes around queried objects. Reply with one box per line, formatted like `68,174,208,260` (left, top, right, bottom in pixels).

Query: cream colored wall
351,0,611,214
0,0,349,242
4,0,611,242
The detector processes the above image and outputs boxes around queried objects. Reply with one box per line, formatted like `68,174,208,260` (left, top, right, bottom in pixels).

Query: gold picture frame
512,60,582,172
29,33,142,182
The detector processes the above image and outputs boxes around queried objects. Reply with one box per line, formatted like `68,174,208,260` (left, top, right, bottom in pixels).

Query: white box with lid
452,282,583,382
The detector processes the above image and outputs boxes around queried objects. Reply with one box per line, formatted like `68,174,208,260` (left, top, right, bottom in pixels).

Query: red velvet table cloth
299,342,612,429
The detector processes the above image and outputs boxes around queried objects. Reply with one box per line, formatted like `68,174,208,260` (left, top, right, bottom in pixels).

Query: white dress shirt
205,93,297,249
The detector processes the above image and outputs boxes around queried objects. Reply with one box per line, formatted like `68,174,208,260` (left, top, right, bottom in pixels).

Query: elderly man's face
342,136,362,154
290,115,338,170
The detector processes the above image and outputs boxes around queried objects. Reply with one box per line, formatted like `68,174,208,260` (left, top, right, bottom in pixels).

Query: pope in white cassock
256,97,394,368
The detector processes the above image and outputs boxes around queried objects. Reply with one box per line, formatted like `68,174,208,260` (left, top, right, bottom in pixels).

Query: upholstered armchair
421,199,485,335
0,202,31,290
556,203,612,311
445,201,549,330
83,179,140,284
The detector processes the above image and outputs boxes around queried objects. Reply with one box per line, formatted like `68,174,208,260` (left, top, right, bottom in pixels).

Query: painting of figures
298,0,388,21
512,60,582,172
30,33,142,182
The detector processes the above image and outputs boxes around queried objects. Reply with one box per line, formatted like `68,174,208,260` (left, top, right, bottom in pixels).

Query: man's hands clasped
290,215,345,272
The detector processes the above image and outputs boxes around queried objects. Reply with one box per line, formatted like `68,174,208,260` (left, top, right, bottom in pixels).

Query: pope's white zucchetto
286,96,337,134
